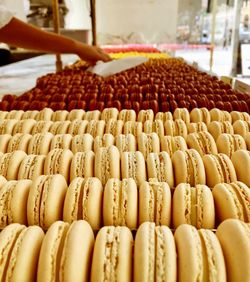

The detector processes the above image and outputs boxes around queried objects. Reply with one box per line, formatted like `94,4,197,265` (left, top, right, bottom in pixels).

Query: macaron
208,121,234,141
245,132,250,150
216,133,246,157
27,174,68,229
137,109,154,123
50,134,72,151
28,132,54,155
160,135,187,157
0,179,32,227
139,180,171,226
7,133,32,153
216,219,250,282
103,178,137,229
164,119,188,139
67,120,88,135
93,134,115,153
91,226,133,282
0,150,27,180
95,145,120,186
210,108,232,123
35,107,54,121
12,119,37,135
70,151,95,181
0,119,18,135
51,110,69,121
233,120,250,138
118,109,136,122
71,134,94,153
0,134,12,153
84,110,101,121
6,110,24,120
174,224,226,282
134,222,177,282
0,223,44,282
187,122,208,134
146,152,174,188
123,121,143,137
31,120,53,134
115,133,137,154
44,149,74,182
49,120,71,135
0,175,7,189
186,131,218,156
173,183,215,229
101,107,119,122
155,111,173,122
173,107,190,124
230,111,250,123
121,151,146,185
143,119,165,138
138,132,160,159
63,177,103,230
105,119,124,136
213,181,250,223
86,120,106,138
203,153,237,187
21,110,39,120
0,110,8,120
18,154,45,180
38,220,94,282
231,149,250,186
172,149,206,186
67,109,85,121
190,107,211,124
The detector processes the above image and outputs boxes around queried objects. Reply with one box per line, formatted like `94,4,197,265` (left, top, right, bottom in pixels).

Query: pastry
143,120,165,138
174,224,226,282
86,120,106,138
101,107,119,122
123,121,143,137
84,110,101,121
31,120,53,134
137,109,154,123
216,133,246,157
186,131,218,156
105,119,124,136
245,132,250,150
230,111,250,123
21,110,39,120
95,145,120,185
70,151,95,181
71,134,94,153
18,154,45,180
187,122,208,134
38,220,94,282
118,109,136,122
49,120,71,135
12,119,37,134
172,149,206,186
164,119,188,139
0,134,12,153
160,135,187,157
155,111,173,122
210,108,232,123
0,111,8,120
134,222,176,282
67,120,88,136
67,109,85,121
27,174,68,229
190,107,211,124
139,180,171,226
35,108,54,121
93,134,115,153
173,107,190,124
0,175,7,189
231,149,250,186
213,181,250,223
44,149,73,182
63,177,103,230
0,223,44,281
233,120,250,138
0,119,18,135
91,226,133,282
115,134,137,154
6,110,24,120
202,153,237,187
50,134,72,150
208,121,234,141
7,133,32,153
173,183,215,229
51,110,69,121
146,152,174,188
28,132,54,155
138,132,160,159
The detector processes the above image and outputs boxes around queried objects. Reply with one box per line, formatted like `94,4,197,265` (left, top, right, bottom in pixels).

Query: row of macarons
0,147,249,188
0,173,249,231
0,107,249,124
0,219,248,282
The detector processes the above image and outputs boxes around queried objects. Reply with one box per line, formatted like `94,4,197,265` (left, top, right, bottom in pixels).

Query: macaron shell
105,119,124,136
86,120,106,138
6,225,44,282
93,134,115,153
6,110,24,120
18,154,45,180
118,109,136,122
231,150,250,186
67,120,88,135
216,219,250,282
173,108,190,124
5,151,27,180
84,110,101,121
138,132,160,159
245,132,250,150
143,120,165,138
28,132,54,155
164,119,188,139
137,109,154,123
35,108,54,121
101,107,119,122
0,175,7,189
187,122,208,134
0,119,18,134
12,119,37,135
216,134,246,158
52,110,69,122
71,134,94,153
233,120,250,138
31,121,53,134
230,111,250,123
115,134,137,154
21,110,39,120
0,134,12,153
50,134,72,150
123,121,143,137
155,111,173,122
160,135,187,157
7,133,32,153
67,109,85,121
208,121,234,141
190,108,211,124
49,121,71,135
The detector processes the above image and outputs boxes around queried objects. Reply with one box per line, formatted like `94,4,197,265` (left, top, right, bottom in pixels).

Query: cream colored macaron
21,110,39,120
118,109,136,122
105,119,124,136
216,133,246,157
51,110,69,121
7,133,32,153
230,111,250,123
231,149,250,186
160,135,187,157
155,111,173,122
38,220,94,282
210,108,232,123
190,107,211,124
18,154,45,180
0,134,12,153
12,119,37,135
103,178,138,229
138,132,160,159
173,107,190,124
123,121,143,137
173,183,215,229
27,174,68,230
139,180,171,226
6,110,24,120
245,132,250,150
164,119,188,139
67,119,88,135
28,132,54,155
49,120,71,135
31,120,53,134
93,133,115,153
115,133,137,154
216,219,250,281
233,120,250,138
143,120,165,138
137,109,154,123
134,222,177,282
67,109,85,121
84,110,101,121
86,120,106,138
91,226,133,282
0,119,18,135
208,121,234,141
63,177,103,230
187,122,208,134
35,107,54,121
101,107,119,122
71,134,94,153
50,134,73,150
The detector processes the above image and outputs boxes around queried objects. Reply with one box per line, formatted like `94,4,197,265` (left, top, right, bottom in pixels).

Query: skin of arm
0,17,111,64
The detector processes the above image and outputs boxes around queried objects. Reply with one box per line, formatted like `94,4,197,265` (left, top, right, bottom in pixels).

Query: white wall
96,0,179,44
